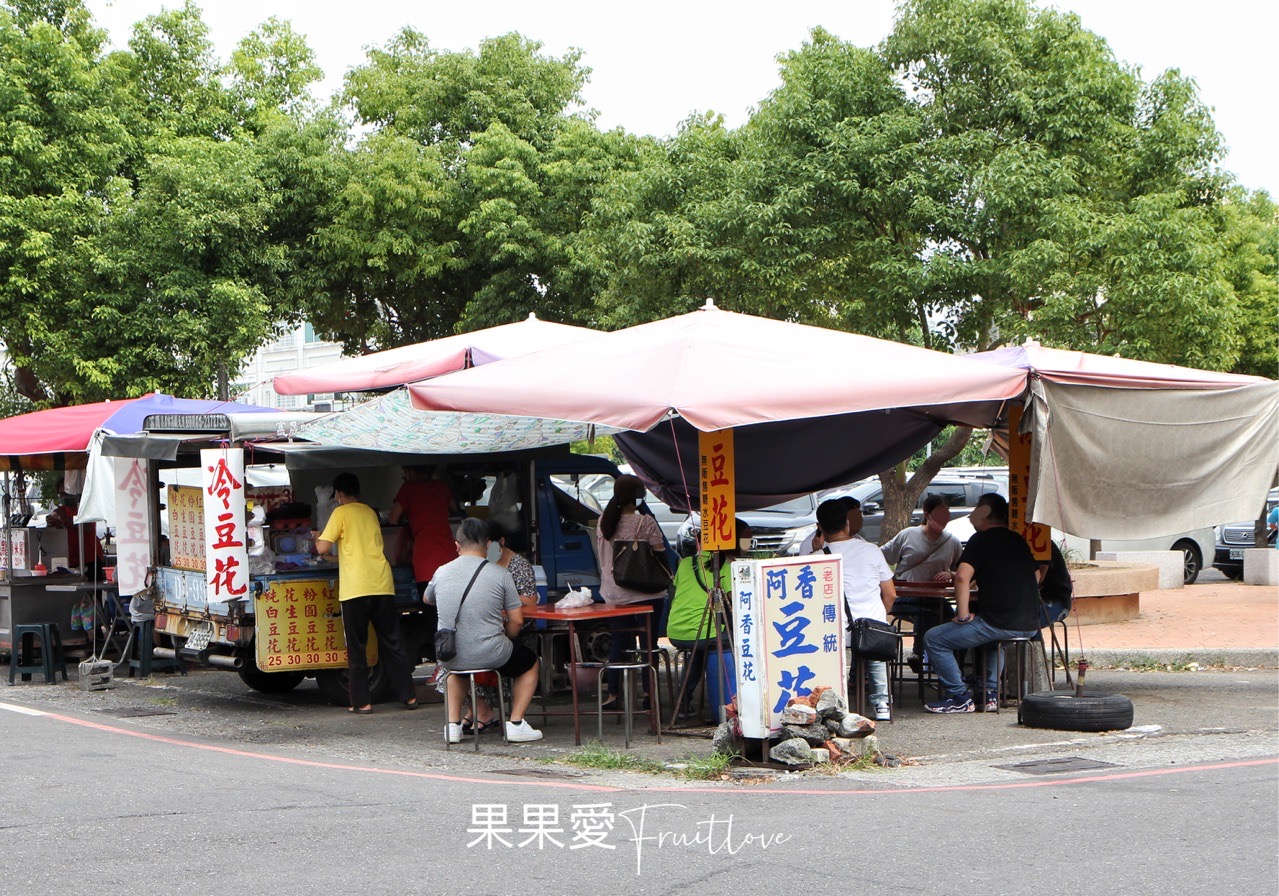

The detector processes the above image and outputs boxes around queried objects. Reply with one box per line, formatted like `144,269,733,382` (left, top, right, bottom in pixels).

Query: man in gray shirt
426,518,542,743
882,495,963,668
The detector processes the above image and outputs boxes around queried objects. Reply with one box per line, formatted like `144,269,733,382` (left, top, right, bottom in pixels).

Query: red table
523,603,660,746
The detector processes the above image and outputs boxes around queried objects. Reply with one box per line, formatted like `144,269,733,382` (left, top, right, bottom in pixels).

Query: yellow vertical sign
1008,404,1051,561
699,429,736,551
167,484,206,572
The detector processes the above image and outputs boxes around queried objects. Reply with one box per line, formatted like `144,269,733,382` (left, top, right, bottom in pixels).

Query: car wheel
1173,539,1202,585
1017,690,1134,732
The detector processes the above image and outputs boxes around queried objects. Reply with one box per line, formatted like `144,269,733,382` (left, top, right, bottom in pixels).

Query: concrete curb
1082,647,1279,669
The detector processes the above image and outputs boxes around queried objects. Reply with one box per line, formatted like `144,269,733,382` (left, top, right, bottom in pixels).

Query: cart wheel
1017,690,1134,732
237,647,305,693
314,665,392,706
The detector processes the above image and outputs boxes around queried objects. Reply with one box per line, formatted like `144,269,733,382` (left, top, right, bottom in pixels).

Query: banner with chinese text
201,448,249,604
167,485,205,571
732,555,846,738
1008,404,1051,561
252,577,370,671
113,457,153,595
699,429,736,551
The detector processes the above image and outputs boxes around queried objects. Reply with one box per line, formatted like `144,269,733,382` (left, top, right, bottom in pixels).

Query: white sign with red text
113,457,154,595
201,448,250,604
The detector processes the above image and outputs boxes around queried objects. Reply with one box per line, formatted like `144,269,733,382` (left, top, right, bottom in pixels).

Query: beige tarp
1024,379,1279,539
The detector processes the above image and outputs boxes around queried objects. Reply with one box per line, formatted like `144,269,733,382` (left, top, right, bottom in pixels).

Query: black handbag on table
434,560,487,662
612,537,672,593
851,617,900,661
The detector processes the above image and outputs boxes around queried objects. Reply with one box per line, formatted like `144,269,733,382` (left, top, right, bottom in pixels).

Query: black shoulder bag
434,560,487,662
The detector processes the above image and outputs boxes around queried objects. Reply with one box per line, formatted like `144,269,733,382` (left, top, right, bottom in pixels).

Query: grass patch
148,696,178,706
557,743,743,780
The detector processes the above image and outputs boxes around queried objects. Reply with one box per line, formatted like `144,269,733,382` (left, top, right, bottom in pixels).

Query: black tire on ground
1222,568,1244,581
1174,539,1202,585
314,665,392,706
1018,690,1134,732
237,661,306,694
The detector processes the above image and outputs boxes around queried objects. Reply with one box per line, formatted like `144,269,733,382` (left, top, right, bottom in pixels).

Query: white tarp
1025,379,1279,539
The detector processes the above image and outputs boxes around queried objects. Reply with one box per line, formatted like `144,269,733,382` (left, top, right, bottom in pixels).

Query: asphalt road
2,689,1276,896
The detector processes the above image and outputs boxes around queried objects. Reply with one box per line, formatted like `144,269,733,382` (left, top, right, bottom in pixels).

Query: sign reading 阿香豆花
733,554,846,739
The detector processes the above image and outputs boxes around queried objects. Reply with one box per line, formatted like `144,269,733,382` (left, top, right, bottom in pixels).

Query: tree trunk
13,363,47,404
875,426,974,544
217,362,229,401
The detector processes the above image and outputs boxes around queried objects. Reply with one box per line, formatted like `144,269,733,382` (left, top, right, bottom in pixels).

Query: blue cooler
705,648,737,709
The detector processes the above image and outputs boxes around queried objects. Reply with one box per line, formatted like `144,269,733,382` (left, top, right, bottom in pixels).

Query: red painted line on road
6,702,1275,795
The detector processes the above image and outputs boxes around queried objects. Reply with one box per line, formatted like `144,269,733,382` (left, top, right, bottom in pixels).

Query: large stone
1244,549,1279,586
780,704,819,725
828,737,861,762
825,712,876,738
779,723,832,746
1068,563,1160,625
770,737,815,766
816,690,848,720
711,720,739,755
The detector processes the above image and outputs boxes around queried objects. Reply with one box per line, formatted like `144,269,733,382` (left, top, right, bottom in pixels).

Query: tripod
669,551,734,727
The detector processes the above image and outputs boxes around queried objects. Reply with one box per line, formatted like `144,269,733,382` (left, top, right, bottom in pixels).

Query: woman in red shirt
388,465,457,659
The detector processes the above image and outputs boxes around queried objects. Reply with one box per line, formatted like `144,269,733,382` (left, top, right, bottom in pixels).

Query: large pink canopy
273,315,596,395
408,303,1027,432
971,341,1269,388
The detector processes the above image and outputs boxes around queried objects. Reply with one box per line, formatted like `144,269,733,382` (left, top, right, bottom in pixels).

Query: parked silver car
1213,488,1279,579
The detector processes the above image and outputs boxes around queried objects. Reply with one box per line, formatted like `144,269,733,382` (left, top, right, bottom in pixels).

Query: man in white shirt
818,499,896,720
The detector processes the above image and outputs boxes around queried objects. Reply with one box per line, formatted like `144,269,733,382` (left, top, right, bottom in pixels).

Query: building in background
234,323,351,411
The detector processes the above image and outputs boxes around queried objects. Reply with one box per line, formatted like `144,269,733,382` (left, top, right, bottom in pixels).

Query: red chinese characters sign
253,577,367,671
201,448,249,602
1008,404,1051,561
699,429,736,551
113,457,154,595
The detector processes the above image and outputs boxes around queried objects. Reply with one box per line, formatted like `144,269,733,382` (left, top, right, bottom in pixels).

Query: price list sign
253,577,361,671
167,485,206,572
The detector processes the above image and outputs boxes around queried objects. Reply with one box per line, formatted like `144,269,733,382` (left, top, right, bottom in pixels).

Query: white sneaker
505,719,543,743
873,701,891,721
445,722,464,744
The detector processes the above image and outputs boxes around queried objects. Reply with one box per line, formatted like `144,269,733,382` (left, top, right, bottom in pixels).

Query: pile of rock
710,686,880,767
767,688,877,766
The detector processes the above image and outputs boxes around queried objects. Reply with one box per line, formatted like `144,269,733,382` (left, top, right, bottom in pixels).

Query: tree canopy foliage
0,0,1273,417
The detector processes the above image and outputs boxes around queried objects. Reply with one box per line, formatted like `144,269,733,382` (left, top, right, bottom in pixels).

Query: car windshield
753,495,814,514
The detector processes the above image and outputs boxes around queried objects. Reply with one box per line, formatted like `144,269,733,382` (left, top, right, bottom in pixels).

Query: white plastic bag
488,470,521,532
315,485,338,533
555,585,594,609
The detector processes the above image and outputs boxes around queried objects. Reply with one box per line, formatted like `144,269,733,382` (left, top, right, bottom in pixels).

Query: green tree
305,30,636,352
0,0,129,403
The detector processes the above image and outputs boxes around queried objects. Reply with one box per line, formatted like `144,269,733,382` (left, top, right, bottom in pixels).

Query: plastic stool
444,669,508,751
1047,619,1073,686
8,623,68,684
596,662,661,747
127,621,186,677
977,636,1038,713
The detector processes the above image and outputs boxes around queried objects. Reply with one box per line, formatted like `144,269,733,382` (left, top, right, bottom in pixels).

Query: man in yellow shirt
316,472,418,713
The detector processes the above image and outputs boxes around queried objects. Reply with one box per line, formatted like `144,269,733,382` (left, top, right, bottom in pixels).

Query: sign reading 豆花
732,555,846,739
201,448,249,604
699,429,736,551
114,457,154,595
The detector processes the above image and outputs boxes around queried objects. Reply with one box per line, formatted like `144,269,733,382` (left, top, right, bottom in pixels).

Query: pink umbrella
408,303,1028,507
971,341,1269,388
408,303,1026,432
273,314,597,395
